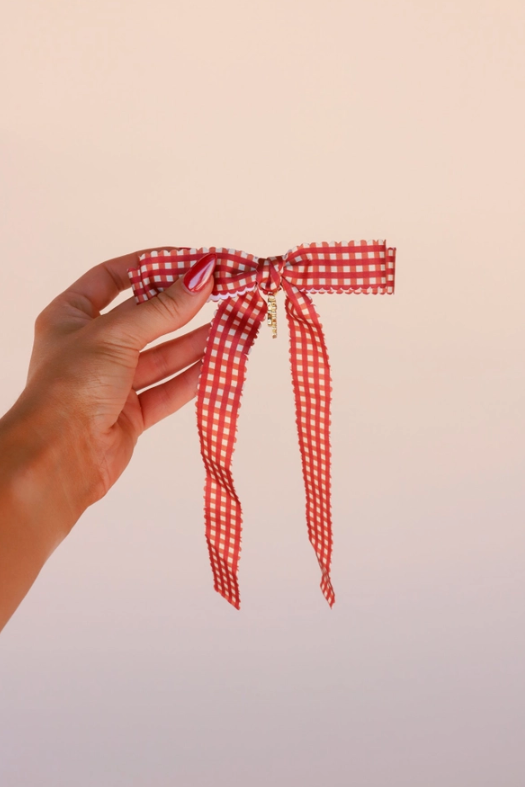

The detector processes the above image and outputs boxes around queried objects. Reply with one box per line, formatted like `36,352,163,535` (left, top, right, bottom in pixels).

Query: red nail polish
182,253,217,293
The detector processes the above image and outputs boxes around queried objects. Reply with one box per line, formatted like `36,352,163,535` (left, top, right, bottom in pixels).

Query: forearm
0,393,95,631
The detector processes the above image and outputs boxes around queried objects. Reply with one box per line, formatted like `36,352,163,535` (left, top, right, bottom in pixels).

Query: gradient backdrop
1,1,524,785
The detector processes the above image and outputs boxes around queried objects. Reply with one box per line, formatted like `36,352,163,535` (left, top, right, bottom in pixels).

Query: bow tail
196,288,267,609
282,281,335,607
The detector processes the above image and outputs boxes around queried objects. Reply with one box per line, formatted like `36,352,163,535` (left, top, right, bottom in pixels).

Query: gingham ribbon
128,240,396,609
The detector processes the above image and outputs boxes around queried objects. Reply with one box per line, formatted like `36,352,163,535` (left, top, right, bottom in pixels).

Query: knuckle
95,311,138,348
91,321,138,358
152,289,183,322
34,306,52,333
150,345,170,382
34,296,65,334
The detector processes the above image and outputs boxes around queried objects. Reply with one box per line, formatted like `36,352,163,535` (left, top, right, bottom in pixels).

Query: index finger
58,246,179,315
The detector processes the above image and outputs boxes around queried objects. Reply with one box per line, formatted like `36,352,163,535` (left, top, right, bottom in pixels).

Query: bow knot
256,255,285,295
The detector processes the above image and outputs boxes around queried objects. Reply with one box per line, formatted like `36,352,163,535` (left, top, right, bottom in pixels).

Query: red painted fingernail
182,253,217,293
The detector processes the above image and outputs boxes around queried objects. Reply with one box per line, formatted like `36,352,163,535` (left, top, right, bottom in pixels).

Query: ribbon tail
196,288,267,609
282,280,335,607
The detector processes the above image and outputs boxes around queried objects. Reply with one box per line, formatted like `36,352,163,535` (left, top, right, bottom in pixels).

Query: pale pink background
1,1,524,785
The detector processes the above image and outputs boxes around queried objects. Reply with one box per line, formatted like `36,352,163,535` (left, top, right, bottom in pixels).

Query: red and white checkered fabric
128,240,396,609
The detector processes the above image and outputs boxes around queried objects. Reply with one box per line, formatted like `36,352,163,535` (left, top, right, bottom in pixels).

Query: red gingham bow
128,240,396,609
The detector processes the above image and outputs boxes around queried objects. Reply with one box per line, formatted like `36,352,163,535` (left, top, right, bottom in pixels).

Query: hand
22,246,217,507
0,246,217,630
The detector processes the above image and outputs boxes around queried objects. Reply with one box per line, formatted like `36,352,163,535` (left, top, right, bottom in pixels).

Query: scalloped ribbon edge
209,285,394,301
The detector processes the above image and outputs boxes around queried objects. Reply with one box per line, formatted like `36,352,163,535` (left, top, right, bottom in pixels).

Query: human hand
19,246,217,511
0,246,218,630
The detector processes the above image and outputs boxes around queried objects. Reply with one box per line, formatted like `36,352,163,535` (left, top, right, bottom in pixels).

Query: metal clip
267,293,278,338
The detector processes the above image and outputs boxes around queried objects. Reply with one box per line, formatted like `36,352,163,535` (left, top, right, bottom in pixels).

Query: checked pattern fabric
128,240,396,609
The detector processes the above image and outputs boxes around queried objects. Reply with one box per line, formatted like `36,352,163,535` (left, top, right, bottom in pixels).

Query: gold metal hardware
267,293,278,338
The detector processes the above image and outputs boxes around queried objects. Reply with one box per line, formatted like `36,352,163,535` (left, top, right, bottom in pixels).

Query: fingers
53,246,179,317
103,254,217,349
138,358,204,430
133,322,211,392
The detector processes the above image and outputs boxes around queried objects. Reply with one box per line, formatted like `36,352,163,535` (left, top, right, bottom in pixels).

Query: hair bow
128,240,396,609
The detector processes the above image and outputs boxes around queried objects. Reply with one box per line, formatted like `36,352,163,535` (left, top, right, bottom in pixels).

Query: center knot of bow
255,255,285,295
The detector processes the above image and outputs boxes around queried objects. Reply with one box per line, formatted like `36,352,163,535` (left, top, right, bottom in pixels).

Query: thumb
111,253,217,348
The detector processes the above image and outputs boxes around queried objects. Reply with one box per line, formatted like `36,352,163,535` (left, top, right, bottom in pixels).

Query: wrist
0,390,98,550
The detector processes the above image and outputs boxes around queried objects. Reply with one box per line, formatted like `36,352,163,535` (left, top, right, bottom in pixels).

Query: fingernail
182,253,217,294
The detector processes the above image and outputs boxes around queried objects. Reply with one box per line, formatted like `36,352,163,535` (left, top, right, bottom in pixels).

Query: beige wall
1,0,524,784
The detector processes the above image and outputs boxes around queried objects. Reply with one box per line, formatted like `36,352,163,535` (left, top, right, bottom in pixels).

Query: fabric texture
127,240,396,609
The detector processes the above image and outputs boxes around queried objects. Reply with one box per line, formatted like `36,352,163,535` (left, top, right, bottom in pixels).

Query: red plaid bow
128,240,396,609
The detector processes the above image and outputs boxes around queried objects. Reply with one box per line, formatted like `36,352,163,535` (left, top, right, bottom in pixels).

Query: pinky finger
138,358,203,430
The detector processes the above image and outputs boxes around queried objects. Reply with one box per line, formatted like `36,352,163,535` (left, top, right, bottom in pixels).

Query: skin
0,246,215,632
